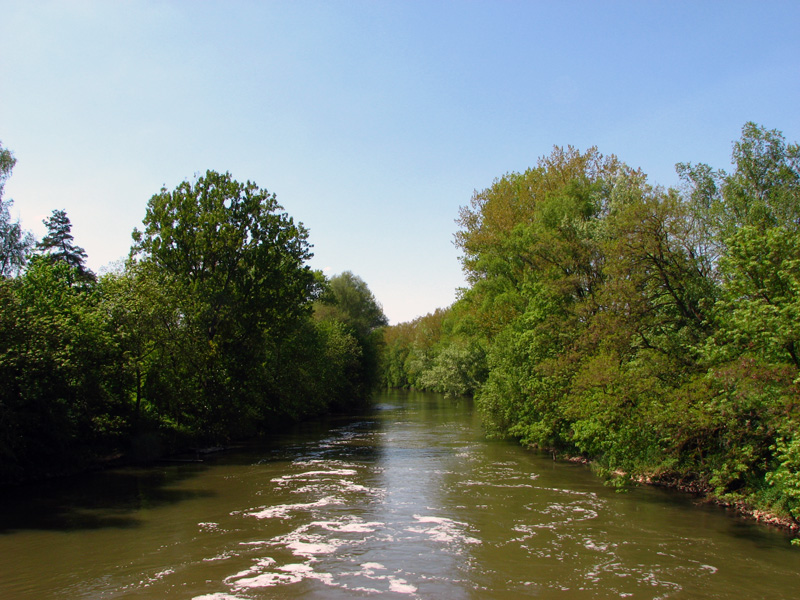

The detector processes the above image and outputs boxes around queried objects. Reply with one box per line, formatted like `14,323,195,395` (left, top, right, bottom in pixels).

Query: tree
678,123,800,371
677,122,800,266
0,257,128,483
36,209,94,282
133,170,316,330
0,143,33,277
0,143,14,201
132,170,317,437
98,260,183,423
316,271,388,336
314,271,388,400
0,200,33,278
454,146,630,338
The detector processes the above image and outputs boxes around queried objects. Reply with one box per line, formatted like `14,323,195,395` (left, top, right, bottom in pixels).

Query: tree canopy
0,143,33,277
382,123,800,530
0,162,386,482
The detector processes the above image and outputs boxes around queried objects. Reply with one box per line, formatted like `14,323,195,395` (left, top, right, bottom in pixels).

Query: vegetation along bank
0,155,387,484
4,123,800,541
380,123,800,538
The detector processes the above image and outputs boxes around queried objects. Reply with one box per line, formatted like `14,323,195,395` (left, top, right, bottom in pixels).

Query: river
1,390,798,599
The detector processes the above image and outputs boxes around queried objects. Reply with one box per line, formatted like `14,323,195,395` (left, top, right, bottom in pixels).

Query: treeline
0,155,386,484
382,123,800,526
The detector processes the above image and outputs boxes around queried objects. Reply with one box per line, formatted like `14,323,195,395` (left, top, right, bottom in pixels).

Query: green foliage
478,314,569,447
710,225,800,368
417,341,486,399
0,168,388,482
382,124,800,528
130,170,319,438
0,198,33,278
268,318,364,417
133,170,317,332
0,258,129,482
767,435,800,522
316,271,388,335
314,271,388,401
0,143,33,277
0,143,13,189
380,306,488,398
37,209,94,282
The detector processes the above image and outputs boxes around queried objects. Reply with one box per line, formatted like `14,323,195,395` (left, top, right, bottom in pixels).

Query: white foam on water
284,537,339,557
333,563,419,595
203,550,236,562
232,571,301,588
278,563,313,574
509,522,539,544
301,458,354,466
279,563,336,585
522,499,600,529
339,480,374,493
227,557,339,590
139,568,175,587
700,564,718,574
221,513,423,596
388,577,418,594
291,477,382,498
244,495,343,519
311,518,384,533
273,521,355,560
408,514,482,545
224,558,277,582
540,486,600,499
223,511,395,594
583,537,611,552
238,540,269,547
192,594,246,600
271,469,358,484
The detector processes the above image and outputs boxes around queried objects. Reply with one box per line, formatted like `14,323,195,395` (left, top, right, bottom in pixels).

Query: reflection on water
1,390,799,599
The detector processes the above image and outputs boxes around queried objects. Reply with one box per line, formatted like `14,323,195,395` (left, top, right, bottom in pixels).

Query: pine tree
37,209,94,282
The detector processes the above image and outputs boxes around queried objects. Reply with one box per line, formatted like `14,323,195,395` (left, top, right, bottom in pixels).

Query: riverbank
5,389,800,599
559,453,800,540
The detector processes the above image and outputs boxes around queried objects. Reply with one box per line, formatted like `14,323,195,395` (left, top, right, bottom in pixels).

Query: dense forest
0,154,386,484
382,123,800,531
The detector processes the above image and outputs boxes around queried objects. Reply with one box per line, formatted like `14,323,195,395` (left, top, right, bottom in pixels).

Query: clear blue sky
1,1,798,324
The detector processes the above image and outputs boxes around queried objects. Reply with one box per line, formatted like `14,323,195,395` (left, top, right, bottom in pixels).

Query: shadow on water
214,414,388,469
0,463,216,534
2,391,799,599
0,407,392,535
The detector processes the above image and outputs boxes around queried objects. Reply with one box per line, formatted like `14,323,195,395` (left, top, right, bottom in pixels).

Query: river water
1,390,799,599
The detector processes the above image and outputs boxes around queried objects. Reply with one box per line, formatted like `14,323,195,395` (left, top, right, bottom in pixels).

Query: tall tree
314,271,388,400
37,209,94,282
0,142,33,277
132,170,317,436
316,271,388,336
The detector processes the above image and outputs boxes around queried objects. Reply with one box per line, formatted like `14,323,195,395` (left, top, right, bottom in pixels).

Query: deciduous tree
0,143,33,277
132,170,317,436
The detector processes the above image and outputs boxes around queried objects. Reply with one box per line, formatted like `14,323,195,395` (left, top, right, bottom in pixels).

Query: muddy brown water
1,390,798,599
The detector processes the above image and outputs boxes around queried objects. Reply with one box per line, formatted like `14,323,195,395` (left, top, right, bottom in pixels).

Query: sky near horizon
1,1,798,324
